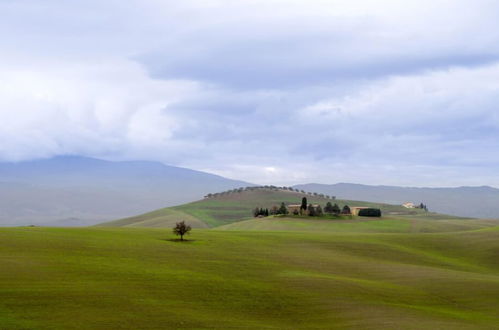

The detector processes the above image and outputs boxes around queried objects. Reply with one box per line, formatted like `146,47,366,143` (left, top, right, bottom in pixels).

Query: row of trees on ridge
205,186,336,200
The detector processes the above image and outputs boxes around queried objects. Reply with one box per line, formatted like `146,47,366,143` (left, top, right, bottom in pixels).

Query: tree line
254,197,355,218
253,202,289,217
205,186,336,200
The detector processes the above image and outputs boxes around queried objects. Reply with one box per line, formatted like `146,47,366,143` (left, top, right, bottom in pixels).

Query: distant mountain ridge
0,156,252,226
293,183,499,219
2,156,498,226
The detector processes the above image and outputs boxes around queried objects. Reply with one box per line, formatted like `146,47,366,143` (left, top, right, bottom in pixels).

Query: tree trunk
180,234,183,241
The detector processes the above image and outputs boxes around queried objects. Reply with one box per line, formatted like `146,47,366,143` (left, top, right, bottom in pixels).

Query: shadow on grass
162,238,197,243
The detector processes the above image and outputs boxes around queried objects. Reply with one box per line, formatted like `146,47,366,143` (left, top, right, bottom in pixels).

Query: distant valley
0,156,251,226
294,183,499,219
1,156,499,227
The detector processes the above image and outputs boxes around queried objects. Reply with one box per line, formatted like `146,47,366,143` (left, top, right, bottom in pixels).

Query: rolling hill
6,184,499,329
0,156,251,226
100,187,438,228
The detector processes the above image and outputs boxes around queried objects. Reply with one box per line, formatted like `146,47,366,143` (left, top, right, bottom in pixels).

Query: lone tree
173,221,191,241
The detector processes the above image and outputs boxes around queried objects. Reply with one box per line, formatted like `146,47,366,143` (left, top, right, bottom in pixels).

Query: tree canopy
173,221,191,241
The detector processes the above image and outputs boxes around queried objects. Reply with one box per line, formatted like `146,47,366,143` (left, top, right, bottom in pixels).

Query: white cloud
0,59,198,161
1,1,499,186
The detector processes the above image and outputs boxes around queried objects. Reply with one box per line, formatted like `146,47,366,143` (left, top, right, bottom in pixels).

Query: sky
1,0,499,186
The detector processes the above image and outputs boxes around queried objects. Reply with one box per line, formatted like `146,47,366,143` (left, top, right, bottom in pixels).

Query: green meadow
1,217,499,329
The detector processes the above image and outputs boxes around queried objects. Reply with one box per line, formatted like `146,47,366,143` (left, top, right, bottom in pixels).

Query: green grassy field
1,219,499,329
102,188,432,228
217,216,498,233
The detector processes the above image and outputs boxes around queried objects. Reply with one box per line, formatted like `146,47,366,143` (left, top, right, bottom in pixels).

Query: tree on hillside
324,202,334,214
316,205,323,216
278,202,288,215
173,221,191,241
332,203,341,215
308,204,316,216
271,205,278,215
301,197,308,211
342,205,351,215
419,203,428,212
253,207,260,217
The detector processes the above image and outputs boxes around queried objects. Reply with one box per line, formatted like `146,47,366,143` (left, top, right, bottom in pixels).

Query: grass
1,220,499,329
101,188,434,228
101,207,209,229
218,215,498,233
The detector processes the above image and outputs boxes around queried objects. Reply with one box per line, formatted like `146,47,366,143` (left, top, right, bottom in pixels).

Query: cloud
1,0,499,186
0,59,198,161
138,0,499,88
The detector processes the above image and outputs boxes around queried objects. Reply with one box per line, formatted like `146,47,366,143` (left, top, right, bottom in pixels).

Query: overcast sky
1,0,499,186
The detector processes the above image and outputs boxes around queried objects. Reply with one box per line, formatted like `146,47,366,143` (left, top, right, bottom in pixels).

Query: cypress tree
301,197,308,211
332,203,341,215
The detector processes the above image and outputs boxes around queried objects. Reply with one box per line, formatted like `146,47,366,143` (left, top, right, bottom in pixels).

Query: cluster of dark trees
301,197,351,216
253,202,288,217
418,203,429,211
253,208,270,217
205,186,336,200
254,197,359,218
358,208,382,217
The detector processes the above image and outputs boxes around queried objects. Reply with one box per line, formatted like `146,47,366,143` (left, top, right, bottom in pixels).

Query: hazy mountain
293,183,499,219
0,156,252,226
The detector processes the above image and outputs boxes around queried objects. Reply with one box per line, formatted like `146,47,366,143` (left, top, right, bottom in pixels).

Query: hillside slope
100,187,433,228
217,216,497,233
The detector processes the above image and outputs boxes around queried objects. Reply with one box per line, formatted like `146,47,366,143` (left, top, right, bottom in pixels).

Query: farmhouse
402,202,415,208
287,204,302,214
